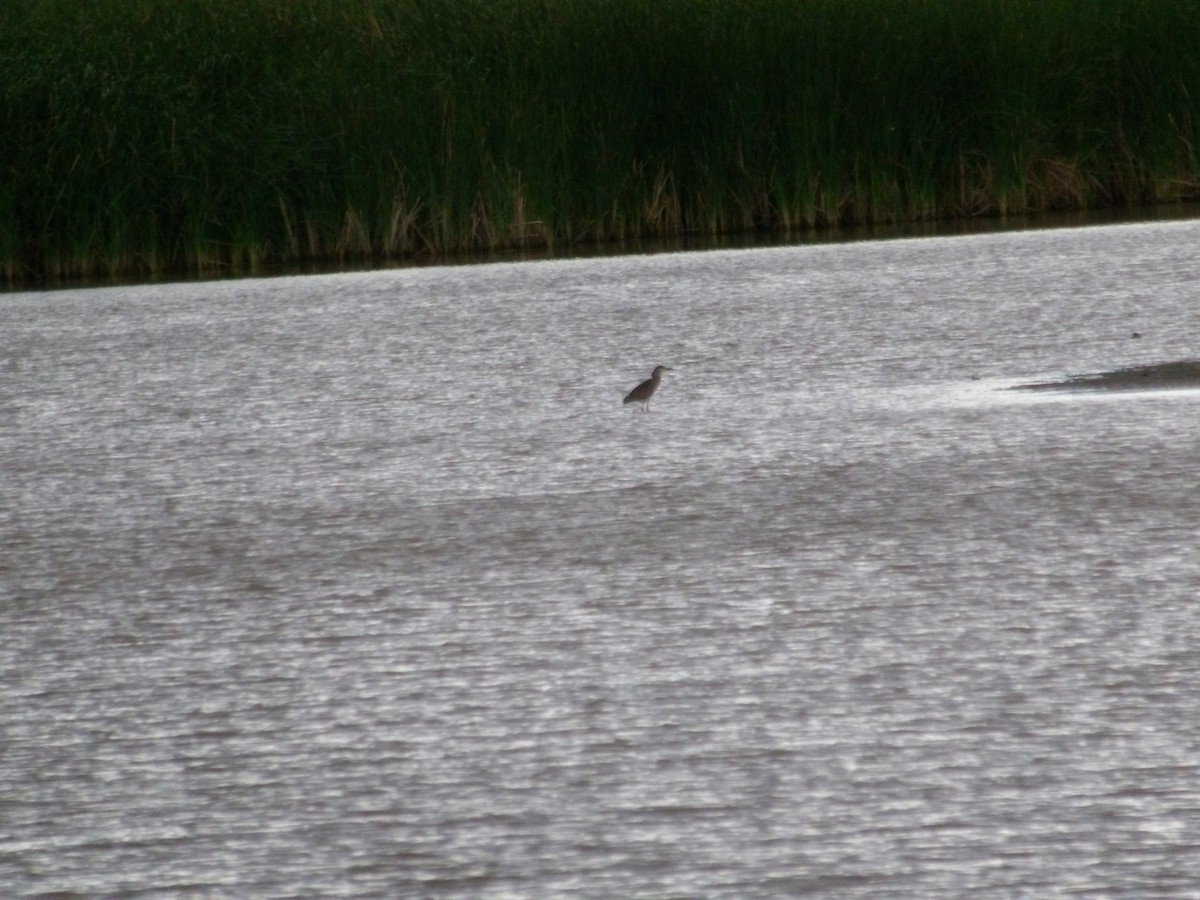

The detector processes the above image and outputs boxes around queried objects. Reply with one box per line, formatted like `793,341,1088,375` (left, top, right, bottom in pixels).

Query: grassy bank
3,0,1199,284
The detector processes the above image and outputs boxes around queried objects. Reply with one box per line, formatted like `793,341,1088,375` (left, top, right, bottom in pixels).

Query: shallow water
3,220,1199,897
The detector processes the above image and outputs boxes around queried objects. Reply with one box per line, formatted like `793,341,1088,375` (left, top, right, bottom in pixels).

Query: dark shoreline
1013,360,1200,393
7,203,1200,295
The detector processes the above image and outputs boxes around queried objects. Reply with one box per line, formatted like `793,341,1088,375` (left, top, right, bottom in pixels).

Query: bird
624,365,672,411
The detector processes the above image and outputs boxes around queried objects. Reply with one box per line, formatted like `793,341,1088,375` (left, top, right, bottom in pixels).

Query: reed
2,0,1198,284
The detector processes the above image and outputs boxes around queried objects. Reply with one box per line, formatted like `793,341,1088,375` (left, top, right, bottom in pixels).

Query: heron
623,365,672,411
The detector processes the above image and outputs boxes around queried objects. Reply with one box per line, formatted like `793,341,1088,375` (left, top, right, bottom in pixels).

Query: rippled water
3,220,1200,897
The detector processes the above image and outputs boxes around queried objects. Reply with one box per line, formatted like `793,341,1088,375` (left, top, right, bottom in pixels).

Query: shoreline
7,202,1200,295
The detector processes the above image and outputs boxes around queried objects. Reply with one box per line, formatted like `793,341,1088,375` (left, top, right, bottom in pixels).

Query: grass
2,0,1199,284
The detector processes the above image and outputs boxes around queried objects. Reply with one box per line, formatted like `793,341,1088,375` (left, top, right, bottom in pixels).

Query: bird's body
624,365,671,411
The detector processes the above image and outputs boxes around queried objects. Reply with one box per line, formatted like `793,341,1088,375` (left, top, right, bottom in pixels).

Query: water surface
3,220,1199,897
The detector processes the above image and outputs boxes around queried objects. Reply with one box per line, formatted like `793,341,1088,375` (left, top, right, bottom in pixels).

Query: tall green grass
2,0,1198,284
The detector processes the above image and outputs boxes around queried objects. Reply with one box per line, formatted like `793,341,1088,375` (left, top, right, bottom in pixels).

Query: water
3,220,1199,898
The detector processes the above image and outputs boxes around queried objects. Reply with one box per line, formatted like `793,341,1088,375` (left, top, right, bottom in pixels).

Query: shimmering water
3,220,1200,898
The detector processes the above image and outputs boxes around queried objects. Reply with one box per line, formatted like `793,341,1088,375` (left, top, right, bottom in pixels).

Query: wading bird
624,365,672,411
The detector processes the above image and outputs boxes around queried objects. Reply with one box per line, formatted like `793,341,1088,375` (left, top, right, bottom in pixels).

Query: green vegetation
3,0,1199,284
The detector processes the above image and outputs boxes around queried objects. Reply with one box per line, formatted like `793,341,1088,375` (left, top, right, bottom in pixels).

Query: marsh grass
3,0,1199,283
